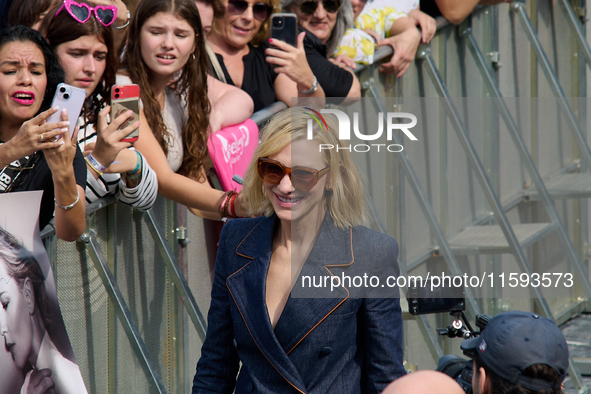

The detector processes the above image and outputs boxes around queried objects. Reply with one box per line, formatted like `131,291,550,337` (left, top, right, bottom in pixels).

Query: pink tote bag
207,119,258,192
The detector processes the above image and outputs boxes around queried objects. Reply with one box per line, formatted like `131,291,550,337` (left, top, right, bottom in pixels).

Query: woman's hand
90,105,138,169
378,27,421,77
330,54,357,70
265,32,317,94
43,110,79,179
408,9,436,43
1,107,69,162
23,368,55,394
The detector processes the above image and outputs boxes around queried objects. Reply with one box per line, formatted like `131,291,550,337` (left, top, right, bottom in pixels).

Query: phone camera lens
60,87,66,93
115,94,120,99
63,93,69,99
115,88,120,92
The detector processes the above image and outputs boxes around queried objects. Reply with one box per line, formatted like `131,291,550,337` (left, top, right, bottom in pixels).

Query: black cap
461,311,568,391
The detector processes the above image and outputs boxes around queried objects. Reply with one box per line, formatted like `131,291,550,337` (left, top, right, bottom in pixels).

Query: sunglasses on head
298,0,341,15
257,158,329,191
55,0,118,27
227,0,274,22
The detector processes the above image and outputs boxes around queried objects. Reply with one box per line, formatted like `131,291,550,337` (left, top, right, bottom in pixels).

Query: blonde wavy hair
242,107,367,228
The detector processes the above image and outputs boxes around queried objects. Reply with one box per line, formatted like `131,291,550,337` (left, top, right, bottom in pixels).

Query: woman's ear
23,278,35,316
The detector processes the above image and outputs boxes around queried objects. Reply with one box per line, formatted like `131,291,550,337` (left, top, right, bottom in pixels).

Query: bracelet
126,151,142,177
219,194,229,217
229,194,237,217
298,76,318,94
219,190,238,218
55,190,80,210
114,9,130,29
86,153,107,176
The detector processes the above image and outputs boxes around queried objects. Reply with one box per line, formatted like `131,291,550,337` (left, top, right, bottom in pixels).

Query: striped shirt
77,115,158,211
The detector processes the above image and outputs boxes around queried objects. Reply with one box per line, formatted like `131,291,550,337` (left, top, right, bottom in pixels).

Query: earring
326,184,332,191
191,53,196,60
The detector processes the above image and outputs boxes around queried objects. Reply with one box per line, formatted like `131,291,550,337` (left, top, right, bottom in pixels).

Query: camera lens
115,94,120,99
64,93,69,99
273,18,283,27
115,88,120,92
60,87,66,93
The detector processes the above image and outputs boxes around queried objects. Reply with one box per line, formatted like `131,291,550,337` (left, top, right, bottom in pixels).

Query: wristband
115,9,130,29
55,190,80,210
86,153,107,175
85,157,103,176
298,76,318,94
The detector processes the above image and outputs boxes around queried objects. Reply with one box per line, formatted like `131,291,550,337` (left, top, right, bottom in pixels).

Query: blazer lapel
226,216,307,393
274,216,353,355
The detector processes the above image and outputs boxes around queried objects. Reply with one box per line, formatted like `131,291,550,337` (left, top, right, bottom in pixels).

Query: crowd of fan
0,0,511,240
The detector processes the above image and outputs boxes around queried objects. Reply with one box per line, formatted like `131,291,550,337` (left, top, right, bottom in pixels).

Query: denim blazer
192,214,406,394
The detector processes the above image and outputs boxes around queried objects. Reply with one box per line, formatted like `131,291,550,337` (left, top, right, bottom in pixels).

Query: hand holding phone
90,104,138,172
46,83,86,139
111,84,140,142
270,13,298,47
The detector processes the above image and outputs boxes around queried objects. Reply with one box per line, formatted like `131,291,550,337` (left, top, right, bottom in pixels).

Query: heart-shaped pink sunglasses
54,0,118,27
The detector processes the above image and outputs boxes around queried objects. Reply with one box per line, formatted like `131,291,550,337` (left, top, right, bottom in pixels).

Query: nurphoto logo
304,107,418,153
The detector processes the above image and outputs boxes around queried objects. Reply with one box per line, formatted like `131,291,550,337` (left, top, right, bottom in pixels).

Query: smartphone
47,83,86,139
270,13,298,47
111,84,140,143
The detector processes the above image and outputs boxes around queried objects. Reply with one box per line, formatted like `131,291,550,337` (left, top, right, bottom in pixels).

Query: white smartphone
46,83,87,139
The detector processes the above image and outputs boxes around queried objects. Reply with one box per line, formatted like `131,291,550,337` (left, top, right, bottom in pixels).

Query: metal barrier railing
41,1,591,391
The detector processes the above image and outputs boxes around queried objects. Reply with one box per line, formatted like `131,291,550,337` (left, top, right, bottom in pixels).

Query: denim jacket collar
227,213,355,391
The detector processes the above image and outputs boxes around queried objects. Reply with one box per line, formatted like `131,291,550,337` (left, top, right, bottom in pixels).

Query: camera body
406,277,490,394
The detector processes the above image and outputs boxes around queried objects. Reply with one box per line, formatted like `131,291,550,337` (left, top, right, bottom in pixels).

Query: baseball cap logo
478,340,487,353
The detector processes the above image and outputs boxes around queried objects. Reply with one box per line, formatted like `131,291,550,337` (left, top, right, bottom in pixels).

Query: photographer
461,311,568,394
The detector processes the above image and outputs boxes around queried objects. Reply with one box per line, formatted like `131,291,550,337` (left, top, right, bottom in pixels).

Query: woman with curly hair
121,0,253,219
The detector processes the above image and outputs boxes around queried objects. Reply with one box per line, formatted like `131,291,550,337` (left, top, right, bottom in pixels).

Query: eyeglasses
298,0,341,15
54,0,118,27
226,0,274,22
257,157,329,191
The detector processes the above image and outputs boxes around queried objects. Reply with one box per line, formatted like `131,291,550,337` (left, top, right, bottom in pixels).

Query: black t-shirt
420,0,442,18
215,42,279,113
301,27,353,100
9,147,87,230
